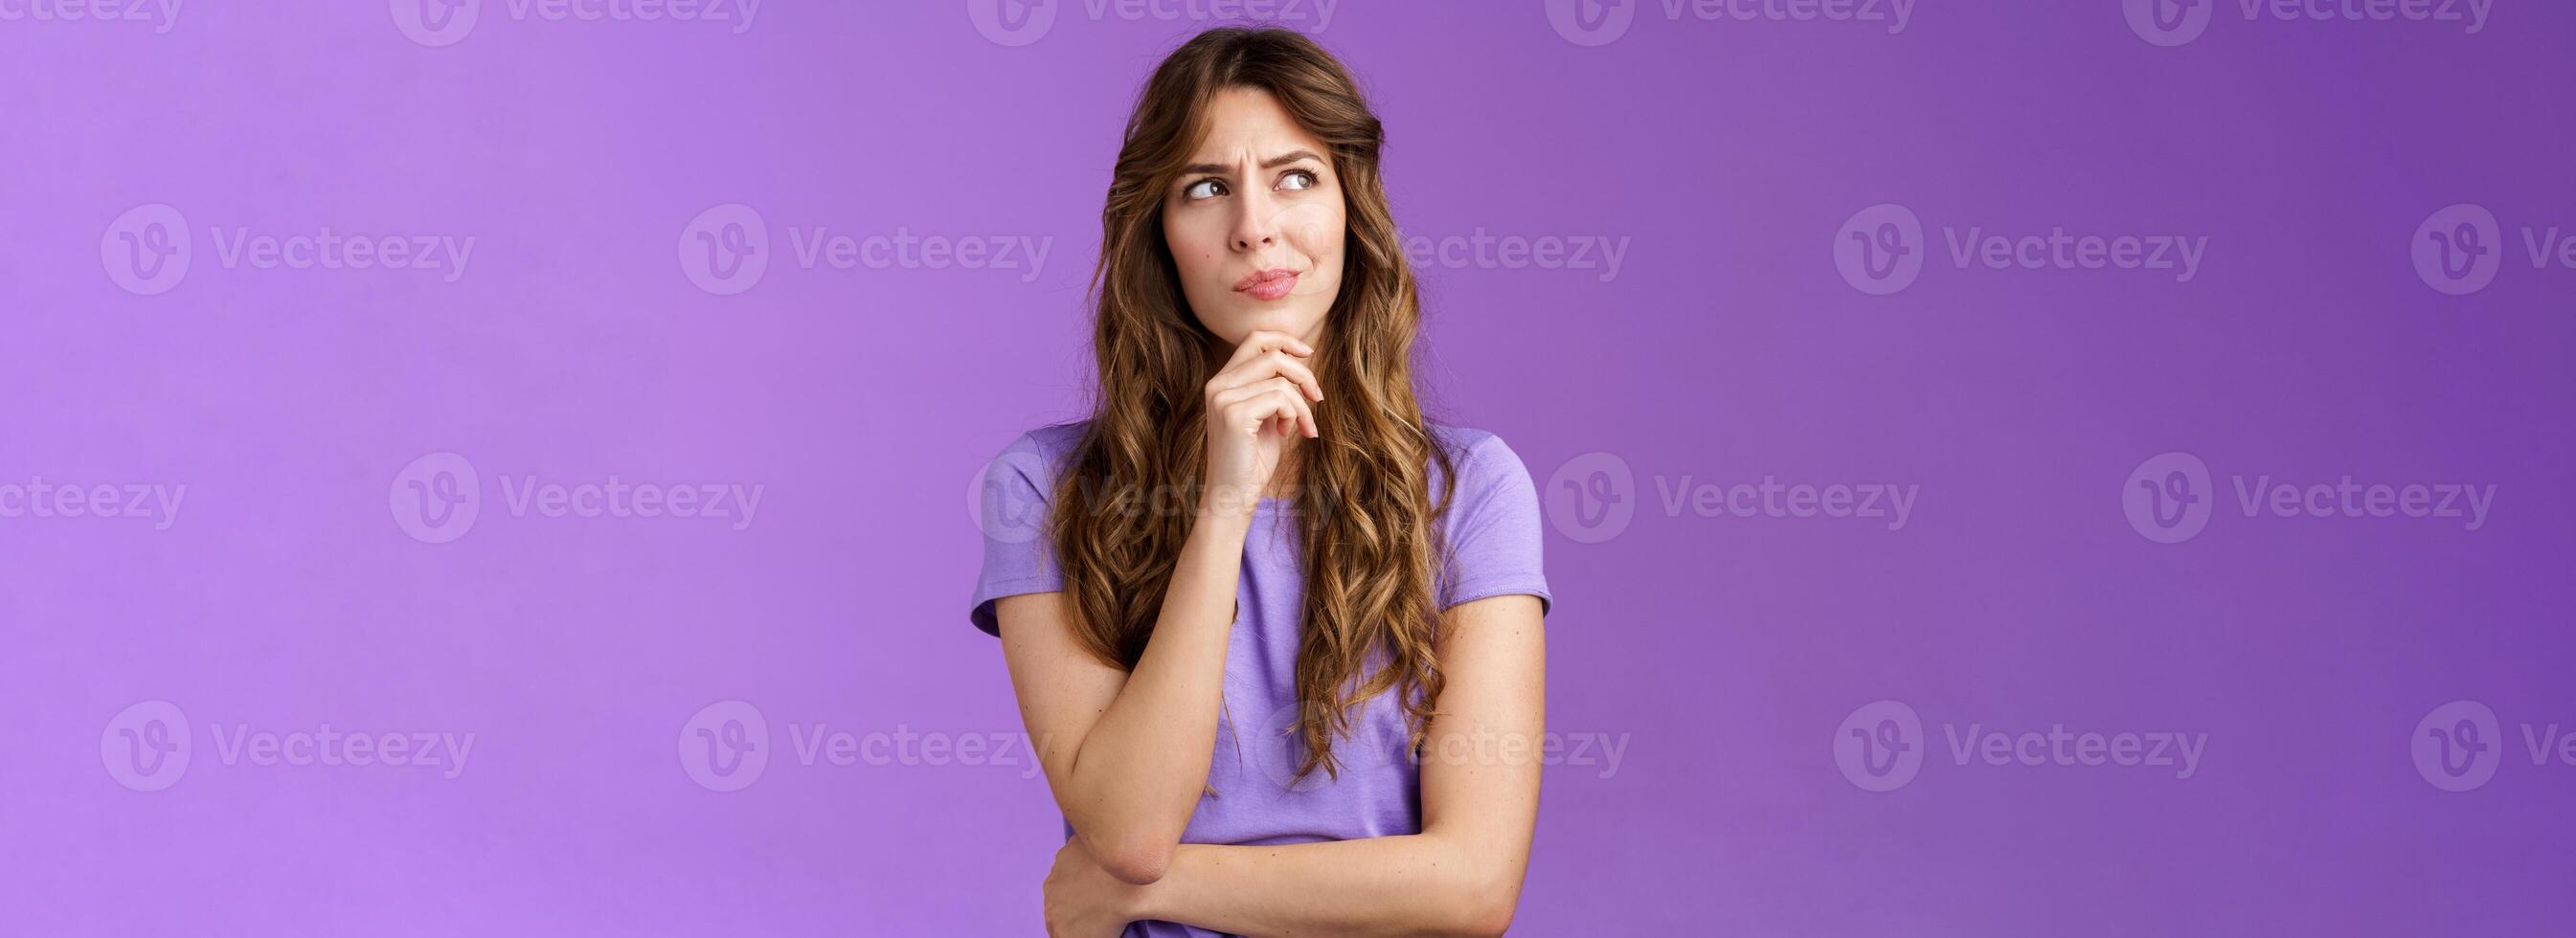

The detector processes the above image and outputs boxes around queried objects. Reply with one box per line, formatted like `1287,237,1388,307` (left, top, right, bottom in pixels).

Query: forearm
1136,834,1523,937
1061,507,1252,879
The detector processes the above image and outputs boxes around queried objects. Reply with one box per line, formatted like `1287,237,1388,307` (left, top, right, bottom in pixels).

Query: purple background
6,1,2573,934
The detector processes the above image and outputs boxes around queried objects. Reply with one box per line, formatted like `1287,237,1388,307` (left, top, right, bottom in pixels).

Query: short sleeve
1436,433,1554,615
967,433,1065,636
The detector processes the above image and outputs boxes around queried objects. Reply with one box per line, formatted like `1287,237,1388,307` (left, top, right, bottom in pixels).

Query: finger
1208,341,1319,397
1217,378,1320,441
1218,382,1296,436
1285,388,1319,438
1209,375,1298,411
1255,350,1323,401
1218,330,1314,374
1259,388,1315,441
1210,351,1323,401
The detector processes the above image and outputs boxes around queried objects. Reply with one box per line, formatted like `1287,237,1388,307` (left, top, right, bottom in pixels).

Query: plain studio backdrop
3,1,2571,934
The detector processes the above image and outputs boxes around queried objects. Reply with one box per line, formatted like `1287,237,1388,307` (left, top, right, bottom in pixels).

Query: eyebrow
1179,149,1325,177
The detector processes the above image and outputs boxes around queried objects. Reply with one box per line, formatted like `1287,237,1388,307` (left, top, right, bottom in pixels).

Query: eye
1279,168,1320,191
1182,178,1227,201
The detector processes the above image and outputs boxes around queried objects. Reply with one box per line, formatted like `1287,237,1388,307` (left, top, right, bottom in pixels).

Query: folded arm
997,508,1255,884
1131,593,1548,936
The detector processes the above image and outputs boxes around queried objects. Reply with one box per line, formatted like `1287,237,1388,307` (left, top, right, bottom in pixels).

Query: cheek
1273,202,1341,255
1164,216,1222,281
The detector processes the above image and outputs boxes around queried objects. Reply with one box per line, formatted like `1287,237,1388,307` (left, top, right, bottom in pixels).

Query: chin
1207,303,1327,345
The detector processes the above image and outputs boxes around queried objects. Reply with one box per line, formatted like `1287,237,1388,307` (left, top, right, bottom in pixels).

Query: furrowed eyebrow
1179,149,1325,177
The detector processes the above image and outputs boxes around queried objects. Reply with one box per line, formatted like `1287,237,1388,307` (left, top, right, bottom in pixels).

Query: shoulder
1427,423,1531,492
1012,420,1092,458
979,420,1093,507
988,420,1092,473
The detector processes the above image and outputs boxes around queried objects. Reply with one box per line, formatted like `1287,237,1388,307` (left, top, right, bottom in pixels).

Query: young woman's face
1163,87,1345,350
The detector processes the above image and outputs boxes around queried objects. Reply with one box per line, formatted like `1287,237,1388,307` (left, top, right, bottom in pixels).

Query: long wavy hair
1050,27,1457,783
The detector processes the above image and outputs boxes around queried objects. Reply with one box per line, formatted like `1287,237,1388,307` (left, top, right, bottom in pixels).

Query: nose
1231,188,1278,253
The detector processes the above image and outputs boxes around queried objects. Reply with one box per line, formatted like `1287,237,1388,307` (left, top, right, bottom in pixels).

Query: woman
969,27,1551,937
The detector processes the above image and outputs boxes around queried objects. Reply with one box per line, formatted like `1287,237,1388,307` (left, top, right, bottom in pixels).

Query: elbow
1444,862,1525,937
1451,897,1517,938
1090,834,1177,885
1102,850,1171,886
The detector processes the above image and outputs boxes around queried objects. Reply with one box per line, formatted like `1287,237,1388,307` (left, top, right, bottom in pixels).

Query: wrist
1194,482,1266,525
1126,844,1197,921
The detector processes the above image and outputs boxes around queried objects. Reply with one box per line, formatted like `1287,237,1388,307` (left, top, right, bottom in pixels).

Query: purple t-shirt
968,421,1551,938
